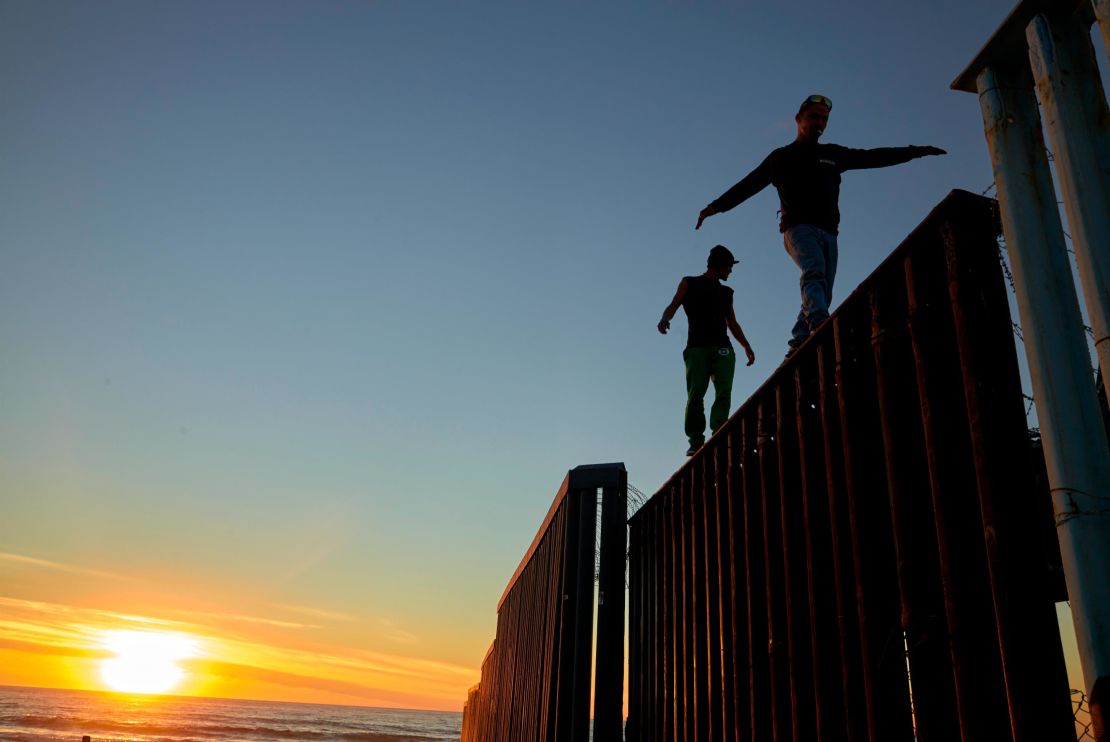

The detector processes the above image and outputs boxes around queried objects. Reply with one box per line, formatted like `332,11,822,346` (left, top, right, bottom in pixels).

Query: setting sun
99,630,199,695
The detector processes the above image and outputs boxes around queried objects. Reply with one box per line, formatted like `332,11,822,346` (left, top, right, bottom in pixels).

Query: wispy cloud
0,597,123,656
173,609,322,631
273,604,358,623
0,597,136,629
375,617,419,645
191,632,476,708
0,552,126,581
0,637,108,659
186,659,435,707
271,605,418,643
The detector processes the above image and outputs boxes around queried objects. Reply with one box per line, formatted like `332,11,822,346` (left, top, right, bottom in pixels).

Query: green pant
684,345,736,446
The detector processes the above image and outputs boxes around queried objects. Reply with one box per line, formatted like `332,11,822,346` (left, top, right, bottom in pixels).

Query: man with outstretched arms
696,94,946,356
659,244,755,456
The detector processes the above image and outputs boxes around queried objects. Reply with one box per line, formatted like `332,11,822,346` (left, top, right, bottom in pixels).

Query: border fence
626,190,1076,742
461,463,627,742
462,191,1097,741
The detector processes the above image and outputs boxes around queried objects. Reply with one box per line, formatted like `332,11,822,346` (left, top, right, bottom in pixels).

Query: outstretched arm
658,278,688,335
727,304,755,365
696,155,773,230
836,144,946,171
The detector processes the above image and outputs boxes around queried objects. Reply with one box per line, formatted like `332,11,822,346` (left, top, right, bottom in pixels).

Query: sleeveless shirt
681,275,732,348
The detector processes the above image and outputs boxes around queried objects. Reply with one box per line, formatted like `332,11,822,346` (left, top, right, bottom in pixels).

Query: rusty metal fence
461,463,627,742
627,191,1076,742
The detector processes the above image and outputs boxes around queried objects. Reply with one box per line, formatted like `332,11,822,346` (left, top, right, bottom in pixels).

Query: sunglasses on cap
800,94,832,112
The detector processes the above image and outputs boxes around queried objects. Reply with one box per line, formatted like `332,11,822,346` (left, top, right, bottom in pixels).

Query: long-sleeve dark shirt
707,141,931,235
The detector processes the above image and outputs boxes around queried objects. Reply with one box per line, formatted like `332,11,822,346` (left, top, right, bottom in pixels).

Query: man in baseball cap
658,244,755,456
695,94,946,357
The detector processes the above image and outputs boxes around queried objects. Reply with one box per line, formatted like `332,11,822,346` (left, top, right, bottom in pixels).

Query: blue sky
0,0,1090,706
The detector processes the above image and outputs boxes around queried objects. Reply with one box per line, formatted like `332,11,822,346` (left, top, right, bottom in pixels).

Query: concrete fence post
976,61,1110,741
1027,11,1110,411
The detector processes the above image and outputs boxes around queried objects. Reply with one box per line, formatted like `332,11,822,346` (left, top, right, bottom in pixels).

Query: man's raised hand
918,146,947,157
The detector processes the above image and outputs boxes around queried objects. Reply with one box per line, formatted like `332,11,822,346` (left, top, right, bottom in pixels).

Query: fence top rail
496,462,626,612
951,0,1092,92
630,189,997,525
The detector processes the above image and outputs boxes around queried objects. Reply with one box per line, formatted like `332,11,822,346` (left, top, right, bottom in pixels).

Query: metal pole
569,486,598,742
1028,11,1110,411
977,64,1110,740
1094,0,1110,71
593,472,628,742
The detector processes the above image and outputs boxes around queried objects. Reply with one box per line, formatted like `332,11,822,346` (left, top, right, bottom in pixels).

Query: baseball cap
707,244,739,268
798,94,833,115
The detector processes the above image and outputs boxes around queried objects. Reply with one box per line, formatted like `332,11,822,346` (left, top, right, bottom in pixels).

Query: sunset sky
0,0,1096,711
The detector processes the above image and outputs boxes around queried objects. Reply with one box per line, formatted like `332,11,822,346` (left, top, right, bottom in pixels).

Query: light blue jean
783,224,838,349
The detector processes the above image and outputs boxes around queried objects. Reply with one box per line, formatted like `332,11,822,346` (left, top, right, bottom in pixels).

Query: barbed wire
985,179,1101,442
1073,688,1096,740
593,483,651,585
619,484,650,586
627,483,648,518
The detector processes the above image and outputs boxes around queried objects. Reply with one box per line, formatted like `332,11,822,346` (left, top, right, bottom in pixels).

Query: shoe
686,443,702,456
809,315,831,334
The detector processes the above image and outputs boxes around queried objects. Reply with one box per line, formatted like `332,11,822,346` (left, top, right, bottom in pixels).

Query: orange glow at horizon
98,630,199,695
0,594,479,710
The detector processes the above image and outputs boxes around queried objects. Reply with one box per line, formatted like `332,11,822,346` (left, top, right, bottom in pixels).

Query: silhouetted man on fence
659,244,755,456
695,94,946,356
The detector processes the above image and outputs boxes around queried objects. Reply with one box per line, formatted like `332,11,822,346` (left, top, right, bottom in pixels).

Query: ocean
0,686,462,742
